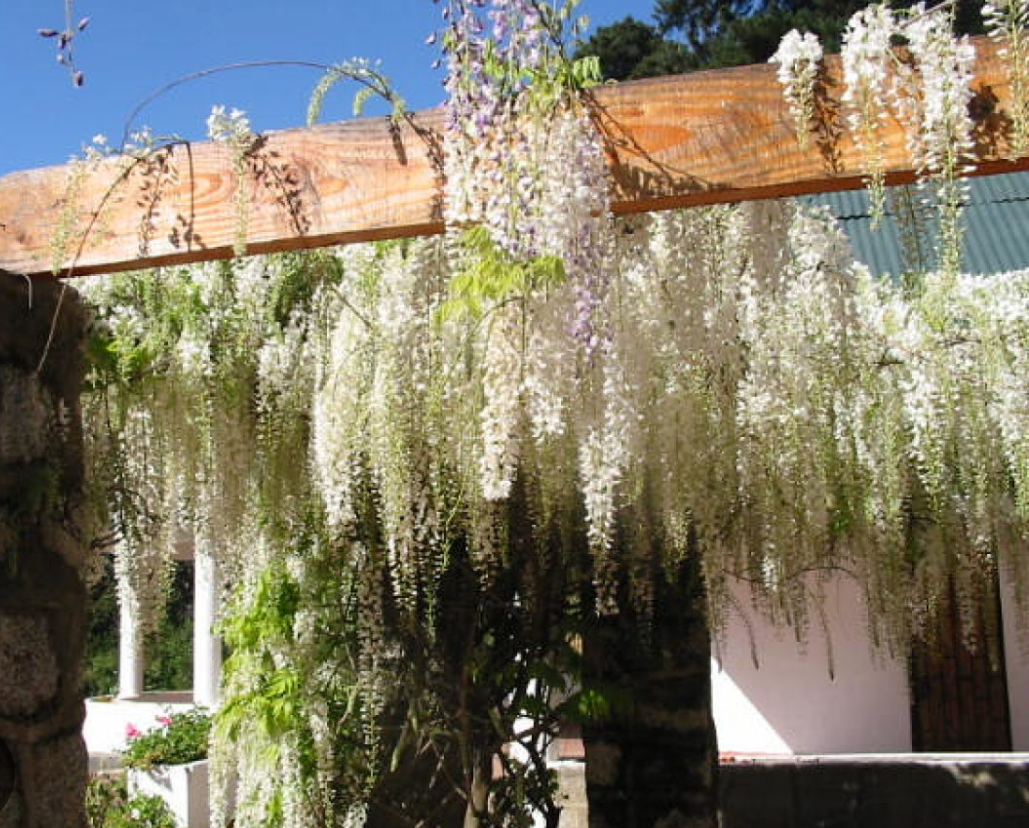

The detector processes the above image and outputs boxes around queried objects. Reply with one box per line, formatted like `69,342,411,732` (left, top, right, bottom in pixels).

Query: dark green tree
575,16,691,80
578,0,986,80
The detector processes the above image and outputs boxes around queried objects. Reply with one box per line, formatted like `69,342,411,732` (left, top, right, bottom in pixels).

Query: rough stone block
26,731,87,828
0,791,22,828
0,369,49,466
556,763,588,828
0,615,58,718
41,511,89,573
0,273,88,828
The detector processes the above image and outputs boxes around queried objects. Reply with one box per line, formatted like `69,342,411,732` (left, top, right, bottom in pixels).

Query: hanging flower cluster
207,105,258,256
776,3,980,270
840,3,897,225
984,0,1029,156
437,0,608,344
897,4,977,276
769,29,823,149
79,252,327,631
84,201,1029,777
82,204,1029,828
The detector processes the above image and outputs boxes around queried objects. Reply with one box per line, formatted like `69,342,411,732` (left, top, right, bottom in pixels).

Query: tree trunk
581,553,717,828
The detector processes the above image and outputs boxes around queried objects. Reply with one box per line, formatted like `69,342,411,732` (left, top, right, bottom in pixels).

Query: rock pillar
0,274,88,828
582,551,718,828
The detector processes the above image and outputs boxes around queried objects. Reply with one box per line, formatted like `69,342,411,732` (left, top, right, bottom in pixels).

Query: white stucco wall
711,575,912,755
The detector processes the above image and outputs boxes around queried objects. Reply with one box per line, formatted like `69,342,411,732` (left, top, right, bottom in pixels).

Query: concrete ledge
721,754,1029,828
84,693,196,757
554,755,1029,828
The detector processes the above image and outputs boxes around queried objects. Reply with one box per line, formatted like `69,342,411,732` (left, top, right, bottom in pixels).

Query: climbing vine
71,1,1029,826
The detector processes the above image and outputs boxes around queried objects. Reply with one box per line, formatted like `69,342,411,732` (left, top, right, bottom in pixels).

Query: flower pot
128,758,210,828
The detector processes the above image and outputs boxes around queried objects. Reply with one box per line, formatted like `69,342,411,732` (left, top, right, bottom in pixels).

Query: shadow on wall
720,757,1029,828
711,574,912,755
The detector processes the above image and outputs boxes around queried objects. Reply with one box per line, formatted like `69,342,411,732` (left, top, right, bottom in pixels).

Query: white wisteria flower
770,28,824,148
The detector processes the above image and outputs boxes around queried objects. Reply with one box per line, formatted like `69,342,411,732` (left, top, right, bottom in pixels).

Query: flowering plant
770,28,823,148
73,2,1029,826
984,0,1029,156
83,203,1029,826
120,709,211,770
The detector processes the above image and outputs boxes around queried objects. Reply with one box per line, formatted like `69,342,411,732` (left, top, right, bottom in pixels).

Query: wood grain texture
2,35,1028,278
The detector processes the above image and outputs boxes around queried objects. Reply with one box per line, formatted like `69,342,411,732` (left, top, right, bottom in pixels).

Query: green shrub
121,709,211,770
86,775,176,828
107,794,177,828
86,775,127,828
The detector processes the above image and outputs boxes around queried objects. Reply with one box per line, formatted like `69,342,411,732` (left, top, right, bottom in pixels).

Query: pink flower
156,716,172,727
125,723,141,739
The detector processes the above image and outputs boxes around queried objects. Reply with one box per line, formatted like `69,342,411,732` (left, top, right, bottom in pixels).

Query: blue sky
0,1,650,175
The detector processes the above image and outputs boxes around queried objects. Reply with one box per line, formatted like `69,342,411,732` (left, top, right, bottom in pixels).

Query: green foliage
559,682,635,724
84,557,193,698
107,795,177,828
86,774,127,828
218,565,303,746
212,521,367,826
86,775,177,828
439,226,567,322
221,564,299,655
307,60,406,126
121,709,211,770
83,269,198,390
542,52,603,97
144,563,194,691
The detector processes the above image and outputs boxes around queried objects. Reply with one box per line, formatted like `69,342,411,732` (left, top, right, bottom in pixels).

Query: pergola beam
1,35,1027,279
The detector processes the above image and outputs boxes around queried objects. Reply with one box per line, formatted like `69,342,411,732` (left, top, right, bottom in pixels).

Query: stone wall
0,274,88,828
556,757,1029,828
719,756,1029,828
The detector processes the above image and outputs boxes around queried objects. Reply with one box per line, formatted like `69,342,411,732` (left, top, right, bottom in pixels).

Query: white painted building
88,538,1029,762
713,176,1029,758
711,559,1029,755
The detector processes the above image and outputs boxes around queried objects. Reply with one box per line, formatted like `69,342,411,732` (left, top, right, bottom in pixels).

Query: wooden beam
2,35,1028,278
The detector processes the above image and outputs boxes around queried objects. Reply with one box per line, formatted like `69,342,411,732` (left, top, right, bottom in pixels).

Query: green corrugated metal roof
803,171,1029,276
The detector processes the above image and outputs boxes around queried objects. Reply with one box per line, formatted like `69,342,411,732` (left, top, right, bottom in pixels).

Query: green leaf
558,683,634,724
526,662,567,691
353,86,375,118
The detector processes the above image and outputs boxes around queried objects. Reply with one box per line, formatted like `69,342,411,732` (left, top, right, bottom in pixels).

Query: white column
118,597,144,699
999,555,1029,750
193,548,222,709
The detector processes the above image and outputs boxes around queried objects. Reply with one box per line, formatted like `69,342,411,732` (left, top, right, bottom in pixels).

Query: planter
128,759,210,828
